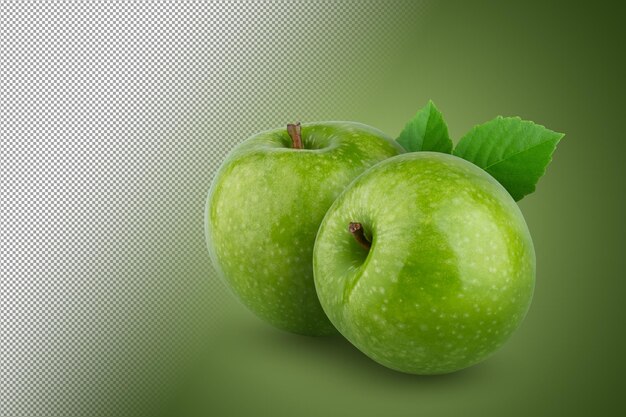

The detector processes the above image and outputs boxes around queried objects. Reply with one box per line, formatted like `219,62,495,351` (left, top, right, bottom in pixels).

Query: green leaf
397,100,453,153
453,116,564,201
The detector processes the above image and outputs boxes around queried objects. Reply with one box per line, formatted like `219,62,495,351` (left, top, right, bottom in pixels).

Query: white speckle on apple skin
313,152,535,374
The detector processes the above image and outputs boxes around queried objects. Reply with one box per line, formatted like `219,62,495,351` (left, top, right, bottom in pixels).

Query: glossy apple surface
313,152,535,372
205,122,404,335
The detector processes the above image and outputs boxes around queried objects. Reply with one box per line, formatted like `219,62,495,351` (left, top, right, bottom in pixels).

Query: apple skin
313,152,535,373
205,122,404,336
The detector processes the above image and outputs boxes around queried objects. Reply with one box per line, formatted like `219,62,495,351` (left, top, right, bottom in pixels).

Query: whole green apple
313,152,535,373
205,122,404,336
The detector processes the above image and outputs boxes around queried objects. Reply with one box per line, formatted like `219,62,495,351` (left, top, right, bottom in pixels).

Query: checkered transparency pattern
1,1,428,416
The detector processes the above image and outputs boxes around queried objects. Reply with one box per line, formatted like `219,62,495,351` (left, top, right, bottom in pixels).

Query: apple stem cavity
349,222,371,250
287,122,303,149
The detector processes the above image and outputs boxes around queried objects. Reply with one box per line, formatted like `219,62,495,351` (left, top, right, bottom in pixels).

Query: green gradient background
154,1,624,416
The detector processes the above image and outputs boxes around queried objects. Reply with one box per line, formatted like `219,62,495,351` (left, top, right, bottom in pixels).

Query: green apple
313,152,535,373
205,122,404,336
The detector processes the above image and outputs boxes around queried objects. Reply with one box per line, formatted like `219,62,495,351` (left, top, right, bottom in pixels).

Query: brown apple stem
287,122,303,149
349,222,371,250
